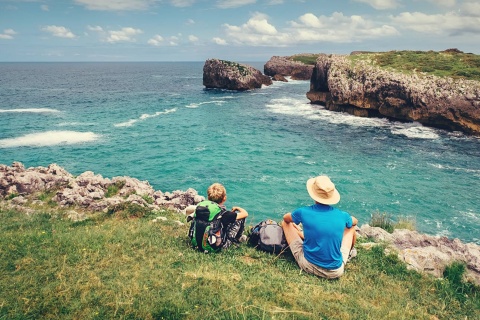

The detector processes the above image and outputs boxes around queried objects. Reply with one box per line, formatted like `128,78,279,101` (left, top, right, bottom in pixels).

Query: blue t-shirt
291,203,353,269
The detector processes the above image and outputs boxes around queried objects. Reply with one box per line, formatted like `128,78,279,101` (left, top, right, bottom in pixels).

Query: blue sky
1,0,479,62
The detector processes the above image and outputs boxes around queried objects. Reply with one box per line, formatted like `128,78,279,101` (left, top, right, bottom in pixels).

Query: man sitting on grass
282,176,357,279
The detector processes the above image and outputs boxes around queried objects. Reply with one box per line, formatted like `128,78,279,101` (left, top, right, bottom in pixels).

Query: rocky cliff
264,55,315,81
307,54,480,135
203,59,272,91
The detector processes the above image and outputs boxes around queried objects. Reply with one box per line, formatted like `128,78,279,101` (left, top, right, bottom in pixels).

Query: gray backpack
248,219,288,254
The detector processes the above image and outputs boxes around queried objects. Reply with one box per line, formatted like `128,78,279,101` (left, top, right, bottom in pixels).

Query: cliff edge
307,54,480,135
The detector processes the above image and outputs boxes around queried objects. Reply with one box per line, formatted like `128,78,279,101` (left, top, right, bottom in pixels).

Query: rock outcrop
203,59,272,91
0,162,204,214
358,224,480,285
264,55,315,81
307,54,480,135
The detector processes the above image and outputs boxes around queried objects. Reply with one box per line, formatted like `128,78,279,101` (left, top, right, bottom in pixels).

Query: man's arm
283,213,304,240
351,216,358,227
231,206,248,220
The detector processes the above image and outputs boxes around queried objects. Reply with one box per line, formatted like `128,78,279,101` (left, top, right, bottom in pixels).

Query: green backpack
188,200,226,253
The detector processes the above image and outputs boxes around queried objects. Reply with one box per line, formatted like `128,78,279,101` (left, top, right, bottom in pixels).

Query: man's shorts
289,239,346,279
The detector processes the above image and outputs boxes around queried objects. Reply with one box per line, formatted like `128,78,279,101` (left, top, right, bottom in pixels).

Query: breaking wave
0,131,100,148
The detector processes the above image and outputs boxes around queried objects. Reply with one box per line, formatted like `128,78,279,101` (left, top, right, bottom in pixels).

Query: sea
0,62,479,245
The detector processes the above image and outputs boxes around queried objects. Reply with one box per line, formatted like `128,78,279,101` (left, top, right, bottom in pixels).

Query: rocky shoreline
308,54,480,135
1,162,479,285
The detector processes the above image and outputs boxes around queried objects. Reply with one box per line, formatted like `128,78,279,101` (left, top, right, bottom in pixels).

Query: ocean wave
428,163,480,175
265,97,389,128
0,131,100,148
114,108,177,127
390,123,440,139
185,101,225,108
0,108,60,113
57,122,96,127
265,97,445,139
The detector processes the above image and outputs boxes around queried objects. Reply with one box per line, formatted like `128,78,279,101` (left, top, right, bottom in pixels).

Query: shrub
370,211,394,233
105,180,126,198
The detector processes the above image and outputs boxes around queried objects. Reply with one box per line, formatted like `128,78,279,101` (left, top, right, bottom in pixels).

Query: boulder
264,55,315,80
307,54,480,135
203,59,272,91
359,225,480,284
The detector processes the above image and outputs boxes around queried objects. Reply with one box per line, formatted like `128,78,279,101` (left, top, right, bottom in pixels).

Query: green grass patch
1,206,478,319
349,49,480,81
370,211,417,233
105,180,126,198
290,55,321,65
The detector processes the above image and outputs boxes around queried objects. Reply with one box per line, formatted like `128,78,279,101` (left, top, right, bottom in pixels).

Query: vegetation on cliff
350,49,480,81
1,203,478,319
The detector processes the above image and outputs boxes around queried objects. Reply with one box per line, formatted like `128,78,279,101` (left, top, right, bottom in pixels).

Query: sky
0,0,479,62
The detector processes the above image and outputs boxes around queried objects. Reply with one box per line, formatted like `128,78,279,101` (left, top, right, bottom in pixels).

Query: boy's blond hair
207,183,226,204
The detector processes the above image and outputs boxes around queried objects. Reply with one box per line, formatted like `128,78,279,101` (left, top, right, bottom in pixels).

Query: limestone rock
264,55,315,80
0,162,204,214
359,225,480,284
203,59,272,91
307,54,480,135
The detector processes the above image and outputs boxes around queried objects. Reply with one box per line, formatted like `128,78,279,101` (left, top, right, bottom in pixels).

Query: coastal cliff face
307,54,480,135
264,55,314,80
203,59,272,91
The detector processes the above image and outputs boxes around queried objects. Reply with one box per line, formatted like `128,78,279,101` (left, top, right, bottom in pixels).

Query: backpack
248,219,288,254
188,200,227,253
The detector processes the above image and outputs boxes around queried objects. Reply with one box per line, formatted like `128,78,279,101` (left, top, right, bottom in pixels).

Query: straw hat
306,176,340,205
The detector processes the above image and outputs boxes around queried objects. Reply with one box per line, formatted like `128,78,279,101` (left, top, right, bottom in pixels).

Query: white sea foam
390,122,440,139
185,101,225,108
428,163,480,175
114,108,177,127
265,97,446,139
0,108,60,113
57,122,96,127
265,97,389,128
0,131,100,148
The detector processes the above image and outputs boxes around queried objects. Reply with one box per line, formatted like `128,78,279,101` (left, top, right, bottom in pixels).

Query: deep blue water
1,62,479,244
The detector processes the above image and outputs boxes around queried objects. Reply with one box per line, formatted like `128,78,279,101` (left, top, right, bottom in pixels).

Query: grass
370,211,416,233
349,49,480,81
289,54,321,65
1,206,478,320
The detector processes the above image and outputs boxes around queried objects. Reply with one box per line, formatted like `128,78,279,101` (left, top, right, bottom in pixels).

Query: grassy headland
349,49,480,81
1,205,479,320
289,50,480,81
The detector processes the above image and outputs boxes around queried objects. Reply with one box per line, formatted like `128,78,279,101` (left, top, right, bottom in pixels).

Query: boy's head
207,183,226,204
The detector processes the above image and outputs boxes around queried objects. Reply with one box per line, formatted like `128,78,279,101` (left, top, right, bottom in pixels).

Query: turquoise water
1,62,479,244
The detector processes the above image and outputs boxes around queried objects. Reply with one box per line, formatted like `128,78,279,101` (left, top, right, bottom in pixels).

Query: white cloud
41,5,49,11
170,0,195,7
87,25,104,32
268,0,283,4
221,11,399,46
188,35,199,42
148,35,164,46
148,34,182,46
422,0,456,7
42,25,76,39
106,27,143,43
212,37,228,45
216,0,256,9
461,1,480,17
186,19,195,25
390,11,480,35
353,0,400,10
74,0,154,11
1,29,17,39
